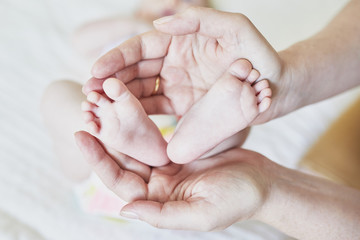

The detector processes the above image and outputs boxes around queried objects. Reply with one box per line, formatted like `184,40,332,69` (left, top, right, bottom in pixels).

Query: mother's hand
75,130,273,231
83,7,285,164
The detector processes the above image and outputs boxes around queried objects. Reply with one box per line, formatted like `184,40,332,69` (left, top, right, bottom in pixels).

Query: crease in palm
159,34,235,114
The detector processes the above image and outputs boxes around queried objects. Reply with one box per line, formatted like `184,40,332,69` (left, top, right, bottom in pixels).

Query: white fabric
0,0,358,239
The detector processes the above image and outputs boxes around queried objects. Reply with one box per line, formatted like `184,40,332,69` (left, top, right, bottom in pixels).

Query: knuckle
107,168,123,189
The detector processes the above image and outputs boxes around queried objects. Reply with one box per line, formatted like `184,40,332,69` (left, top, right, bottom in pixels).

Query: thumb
74,131,148,202
153,7,250,38
120,200,217,231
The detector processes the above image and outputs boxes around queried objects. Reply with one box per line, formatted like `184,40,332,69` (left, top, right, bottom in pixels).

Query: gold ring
152,76,160,95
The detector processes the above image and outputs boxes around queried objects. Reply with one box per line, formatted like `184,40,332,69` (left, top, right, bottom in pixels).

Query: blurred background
0,0,358,239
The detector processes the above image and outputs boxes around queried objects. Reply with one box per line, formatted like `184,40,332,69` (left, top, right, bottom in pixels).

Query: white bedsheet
0,0,358,239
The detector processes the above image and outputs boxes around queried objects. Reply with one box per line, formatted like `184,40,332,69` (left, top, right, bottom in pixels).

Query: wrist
251,162,293,221
252,160,360,239
250,163,308,238
274,47,310,117
252,47,308,124
238,155,281,222
249,159,285,222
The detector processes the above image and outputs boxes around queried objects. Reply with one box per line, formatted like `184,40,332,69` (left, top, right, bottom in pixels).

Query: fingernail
120,211,139,220
153,16,174,25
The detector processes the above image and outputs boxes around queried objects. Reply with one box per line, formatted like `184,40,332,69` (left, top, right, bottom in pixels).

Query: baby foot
167,59,272,164
82,78,169,167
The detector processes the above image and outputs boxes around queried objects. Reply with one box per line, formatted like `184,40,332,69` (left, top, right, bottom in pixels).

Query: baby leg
41,80,91,181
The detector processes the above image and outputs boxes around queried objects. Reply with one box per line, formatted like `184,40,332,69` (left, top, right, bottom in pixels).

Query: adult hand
74,130,272,231
84,7,285,164
75,130,360,239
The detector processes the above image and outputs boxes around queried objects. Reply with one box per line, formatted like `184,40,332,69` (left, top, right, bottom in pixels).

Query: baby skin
82,78,169,167
82,59,271,166
168,59,271,163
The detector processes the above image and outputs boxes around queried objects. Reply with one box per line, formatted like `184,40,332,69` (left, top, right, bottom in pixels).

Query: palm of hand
121,148,270,230
88,19,283,123
76,127,271,231
159,34,237,115
155,28,282,120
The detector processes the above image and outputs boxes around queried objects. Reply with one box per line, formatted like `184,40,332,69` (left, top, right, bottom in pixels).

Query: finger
84,57,162,95
84,76,175,115
74,131,148,202
104,146,151,183
139,96,175,115
82,77,106,95
91,31,171,79
154,7,279,83
120,199,218,231
153,7,251,39
85,58,163,96
115,58,164,84
126,77,161,99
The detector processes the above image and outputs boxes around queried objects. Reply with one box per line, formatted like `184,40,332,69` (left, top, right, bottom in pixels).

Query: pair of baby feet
81,59,272,166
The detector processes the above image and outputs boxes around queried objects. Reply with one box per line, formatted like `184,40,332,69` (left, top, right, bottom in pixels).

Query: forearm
255,164,360,239
277,0,360,116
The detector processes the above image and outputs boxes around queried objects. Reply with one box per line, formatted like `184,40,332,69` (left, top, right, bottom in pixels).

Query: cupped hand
84,7,283,164
75,130,273,231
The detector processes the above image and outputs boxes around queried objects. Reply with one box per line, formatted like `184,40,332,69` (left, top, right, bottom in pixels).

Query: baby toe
246,69,260,84
257,88,272,103
86,121,100,135
81,101,97,112
258,97,271,113
253,79,270,94
103,78,129,102
87,91,110,107
82,111,97,123
229,59,253,80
